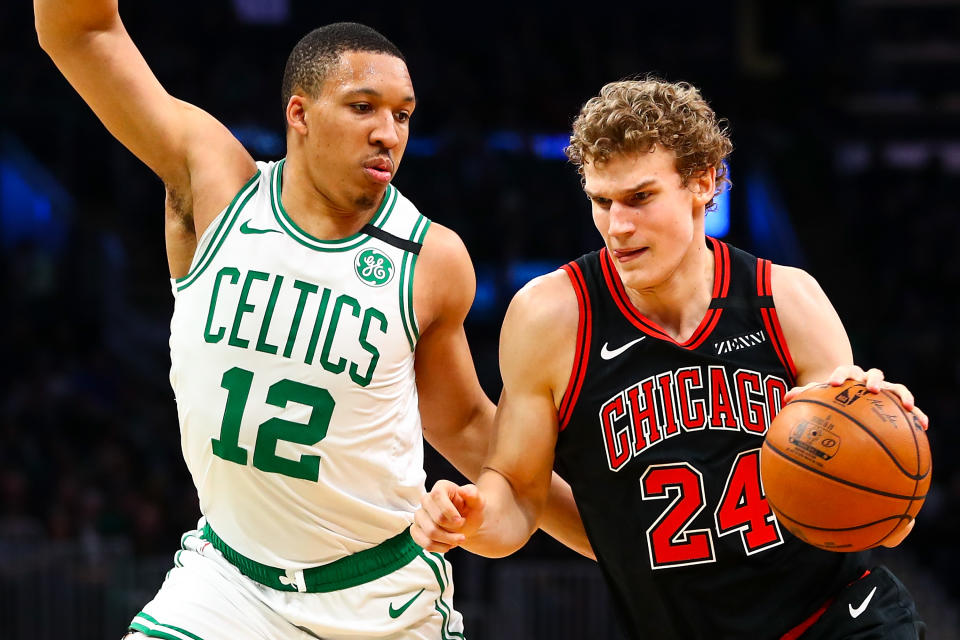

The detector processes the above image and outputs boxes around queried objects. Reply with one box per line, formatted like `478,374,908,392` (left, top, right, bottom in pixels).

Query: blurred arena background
1,1,959,637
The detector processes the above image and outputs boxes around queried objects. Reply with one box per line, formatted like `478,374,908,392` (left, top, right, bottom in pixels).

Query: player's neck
621,240,715,343
279,158,384,241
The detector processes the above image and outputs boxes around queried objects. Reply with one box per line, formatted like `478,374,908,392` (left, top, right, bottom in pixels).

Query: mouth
363,157,394,184
612,247,649,262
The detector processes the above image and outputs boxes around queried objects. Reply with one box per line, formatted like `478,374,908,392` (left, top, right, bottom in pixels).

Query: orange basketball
760,380,931,552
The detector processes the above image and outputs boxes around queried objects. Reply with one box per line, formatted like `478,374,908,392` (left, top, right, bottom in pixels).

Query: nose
370,110,400,149
607,202,636,237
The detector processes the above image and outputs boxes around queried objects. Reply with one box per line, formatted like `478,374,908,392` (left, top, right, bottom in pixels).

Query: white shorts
128,521,464,640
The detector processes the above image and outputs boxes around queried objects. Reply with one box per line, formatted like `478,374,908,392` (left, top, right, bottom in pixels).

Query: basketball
760,380,931,552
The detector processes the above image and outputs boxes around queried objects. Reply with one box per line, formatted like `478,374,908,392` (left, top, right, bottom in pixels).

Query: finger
784,383,814,403
864,368,885,393
912,406,929,431
412,508,466,547
883,382,914,411
829,364,863,386
410,523,457,553
880,518,914,548
420,489,465,530
458,484,486,513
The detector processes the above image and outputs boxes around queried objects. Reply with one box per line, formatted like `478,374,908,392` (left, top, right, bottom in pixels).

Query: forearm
423,399,495,482
462,468,540,558
540,474,596,560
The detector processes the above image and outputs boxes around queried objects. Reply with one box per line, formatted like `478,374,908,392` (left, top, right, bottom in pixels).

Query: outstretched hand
784,364,929,430
411,480,486,553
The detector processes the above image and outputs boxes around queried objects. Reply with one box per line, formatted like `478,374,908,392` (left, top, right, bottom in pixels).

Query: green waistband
201,523,421,593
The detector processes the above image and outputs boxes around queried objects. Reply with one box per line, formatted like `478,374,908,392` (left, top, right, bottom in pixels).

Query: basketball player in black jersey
411,78,928,639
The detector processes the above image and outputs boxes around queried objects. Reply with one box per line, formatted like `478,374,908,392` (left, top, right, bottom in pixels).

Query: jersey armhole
756,258,799,386
398,215,431,352
557,262,592,432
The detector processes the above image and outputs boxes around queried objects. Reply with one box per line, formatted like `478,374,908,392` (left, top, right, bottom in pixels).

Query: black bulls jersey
555,239,867,639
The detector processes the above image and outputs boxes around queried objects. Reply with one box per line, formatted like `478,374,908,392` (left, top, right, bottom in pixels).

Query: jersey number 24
641,450,784,569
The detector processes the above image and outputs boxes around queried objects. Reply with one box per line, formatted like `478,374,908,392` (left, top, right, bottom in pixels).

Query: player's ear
286,95,309,135
690,167,716,208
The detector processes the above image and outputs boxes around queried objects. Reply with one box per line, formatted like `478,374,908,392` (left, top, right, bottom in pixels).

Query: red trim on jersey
600,249,671,341
779,597,832,640
558,262,592,431
599,238,729,349
684,308,723,351
757,256,771,295
780,570,871,640
710,237,732,298
757,259,798,385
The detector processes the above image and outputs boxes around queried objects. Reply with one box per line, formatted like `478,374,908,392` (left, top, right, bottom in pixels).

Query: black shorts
799,565,926,640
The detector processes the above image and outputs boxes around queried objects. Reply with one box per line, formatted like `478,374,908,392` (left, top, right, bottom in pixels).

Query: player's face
583,146,714,292
301,51,415,210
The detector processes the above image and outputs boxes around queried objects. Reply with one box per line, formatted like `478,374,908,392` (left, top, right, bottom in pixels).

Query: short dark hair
281,22,406,111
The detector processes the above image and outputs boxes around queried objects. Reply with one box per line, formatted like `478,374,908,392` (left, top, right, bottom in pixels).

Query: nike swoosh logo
848,586,877,619
600,337,646,360
239,220,280,235
388,588,425,619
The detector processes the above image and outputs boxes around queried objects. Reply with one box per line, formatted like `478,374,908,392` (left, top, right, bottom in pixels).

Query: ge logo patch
355,248,394,287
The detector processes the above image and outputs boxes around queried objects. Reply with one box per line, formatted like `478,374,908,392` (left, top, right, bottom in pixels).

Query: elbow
35,17,51,52
34,6,63,52
35,19,66,55
465,537,528,559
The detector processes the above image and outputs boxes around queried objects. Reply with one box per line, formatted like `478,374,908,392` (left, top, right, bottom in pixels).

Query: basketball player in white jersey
34,4,591,638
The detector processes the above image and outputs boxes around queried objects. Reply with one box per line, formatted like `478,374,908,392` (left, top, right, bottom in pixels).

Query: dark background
1,1,958,637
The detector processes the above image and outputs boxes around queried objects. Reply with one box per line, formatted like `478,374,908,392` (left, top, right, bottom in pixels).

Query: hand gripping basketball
784,364,929,430
412,480,486,552
762,378,931,551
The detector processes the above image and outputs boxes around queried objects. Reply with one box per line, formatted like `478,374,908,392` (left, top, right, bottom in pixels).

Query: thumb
456,484,485,513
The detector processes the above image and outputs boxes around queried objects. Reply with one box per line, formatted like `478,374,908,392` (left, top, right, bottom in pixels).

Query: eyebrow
346,87,417,104
584,178,657,199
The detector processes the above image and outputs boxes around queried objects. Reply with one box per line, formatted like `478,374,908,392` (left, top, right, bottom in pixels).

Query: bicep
415,319,491,444
773,265,853,386
484,283,574,512
484,384,559,511
413,223,491,445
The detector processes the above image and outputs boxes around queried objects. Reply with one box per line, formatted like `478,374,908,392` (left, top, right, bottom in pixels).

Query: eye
350,103,372,113
395,111,410,123
632,191,651,203
591,196,611,209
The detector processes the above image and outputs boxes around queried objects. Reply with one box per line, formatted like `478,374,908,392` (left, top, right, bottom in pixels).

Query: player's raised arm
414,269,591,558
34,0,254,233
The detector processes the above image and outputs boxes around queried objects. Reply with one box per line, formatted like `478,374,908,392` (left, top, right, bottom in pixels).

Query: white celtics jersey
169,159,430,568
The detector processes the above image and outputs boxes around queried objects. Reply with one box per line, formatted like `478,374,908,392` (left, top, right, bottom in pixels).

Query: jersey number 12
211,366,334,481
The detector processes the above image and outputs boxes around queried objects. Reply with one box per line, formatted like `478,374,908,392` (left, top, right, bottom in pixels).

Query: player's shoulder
419,221,468,261
411,222,476,331
499,269,579,391
504,269,579,345
417,222,474,291
770,263,828,308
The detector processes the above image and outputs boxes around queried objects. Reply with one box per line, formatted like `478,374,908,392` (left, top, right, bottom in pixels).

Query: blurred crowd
1,0,958,624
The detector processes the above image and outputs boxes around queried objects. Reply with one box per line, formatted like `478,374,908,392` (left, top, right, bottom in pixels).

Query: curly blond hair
565,77,732,210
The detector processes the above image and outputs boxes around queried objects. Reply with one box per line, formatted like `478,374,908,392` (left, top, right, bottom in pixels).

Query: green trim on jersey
269,159,398,252
175,172,261,292
418,551,464,640
201,522,421,593
130,612,207,640
398,215,431,351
